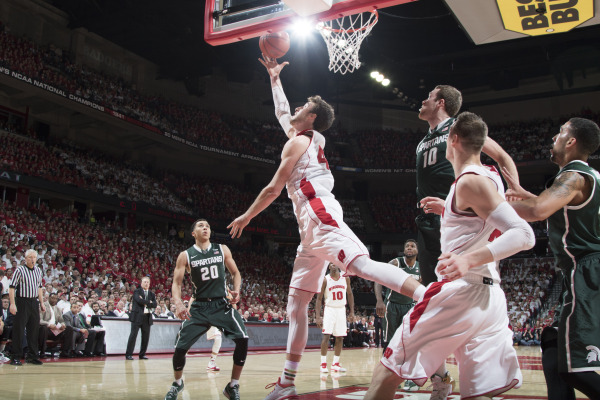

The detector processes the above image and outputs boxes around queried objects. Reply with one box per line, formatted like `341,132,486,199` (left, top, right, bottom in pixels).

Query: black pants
416,213,442,286
38,325,75,354
83,329,106,355
126,314,151,357
11,297,40,360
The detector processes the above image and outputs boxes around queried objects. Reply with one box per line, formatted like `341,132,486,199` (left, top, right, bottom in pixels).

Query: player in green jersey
415,85,519,400
506,117,600,400
164,219,248,400
375,239,420,392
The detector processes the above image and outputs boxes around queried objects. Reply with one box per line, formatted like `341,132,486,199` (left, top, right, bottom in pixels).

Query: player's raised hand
259,54,289,79
228,214,250,239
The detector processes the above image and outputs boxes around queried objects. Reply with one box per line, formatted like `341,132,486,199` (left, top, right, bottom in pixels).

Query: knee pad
232,338,248,366
172,348,188,371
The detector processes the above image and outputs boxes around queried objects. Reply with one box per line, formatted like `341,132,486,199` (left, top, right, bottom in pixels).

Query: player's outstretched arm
228,135,310,238
172,251,190,320
437,174,534,281
509,170,586,222
259,55,294,139
222,244,241,304
482,137,519,188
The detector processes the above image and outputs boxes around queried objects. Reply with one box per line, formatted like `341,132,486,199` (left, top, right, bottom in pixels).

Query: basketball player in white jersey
228,56,427,400
364,112,535,400
315,263,353,374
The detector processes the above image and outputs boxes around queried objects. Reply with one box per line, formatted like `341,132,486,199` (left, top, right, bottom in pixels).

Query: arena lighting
291,18,315,37
382,78,390,86
370,71,380,79
376,74,384,82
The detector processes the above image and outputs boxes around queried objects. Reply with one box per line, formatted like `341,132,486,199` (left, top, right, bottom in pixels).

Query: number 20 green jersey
416,118,455,200
186,243,228,299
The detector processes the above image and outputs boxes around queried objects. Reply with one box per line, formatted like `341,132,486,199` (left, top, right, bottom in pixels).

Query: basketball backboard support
204,0,417,46
444,0,600,45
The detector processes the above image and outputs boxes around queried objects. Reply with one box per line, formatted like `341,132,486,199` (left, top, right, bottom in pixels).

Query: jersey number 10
422,148,438,168
332,291,344,300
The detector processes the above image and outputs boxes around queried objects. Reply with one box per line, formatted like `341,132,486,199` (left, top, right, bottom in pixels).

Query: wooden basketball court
0,346,587,399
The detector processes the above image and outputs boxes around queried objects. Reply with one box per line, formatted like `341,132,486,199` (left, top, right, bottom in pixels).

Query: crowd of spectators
5,19,599,174
369,192,418,233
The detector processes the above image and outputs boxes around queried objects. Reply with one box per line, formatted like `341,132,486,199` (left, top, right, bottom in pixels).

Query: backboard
204,0,417,46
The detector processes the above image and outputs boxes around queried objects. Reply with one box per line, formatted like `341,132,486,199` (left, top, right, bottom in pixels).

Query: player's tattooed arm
509,171,584,222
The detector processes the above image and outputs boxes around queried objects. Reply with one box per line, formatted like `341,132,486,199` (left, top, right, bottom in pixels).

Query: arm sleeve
485,201,535,261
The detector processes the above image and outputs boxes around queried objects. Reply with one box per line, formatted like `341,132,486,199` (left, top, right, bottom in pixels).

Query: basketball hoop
317,10,378,75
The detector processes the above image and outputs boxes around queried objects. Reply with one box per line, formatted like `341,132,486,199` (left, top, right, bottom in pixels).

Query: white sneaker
264,378,299,400
429,372,455,400
207,360,220,371
320,362,328,373
362,342,370,347
330,362,346,373
0,354,10,363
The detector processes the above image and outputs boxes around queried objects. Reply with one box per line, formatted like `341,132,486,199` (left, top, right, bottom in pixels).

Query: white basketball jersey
286,130,335,209
324,274,347,308
440,164,505,282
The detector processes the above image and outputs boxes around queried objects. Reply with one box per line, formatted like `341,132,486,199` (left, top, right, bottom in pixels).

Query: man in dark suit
62,302,88,357
125,277,156,360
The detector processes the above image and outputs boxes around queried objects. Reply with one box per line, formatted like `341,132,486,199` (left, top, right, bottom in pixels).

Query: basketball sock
321,356,327,364
175,378,183,386
210,352,218,362
0,343,5,353
230,379,239,388
333,356,340,364
281,360,299,385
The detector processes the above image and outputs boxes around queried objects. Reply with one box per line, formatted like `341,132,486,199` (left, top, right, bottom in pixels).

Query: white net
317,11,378,75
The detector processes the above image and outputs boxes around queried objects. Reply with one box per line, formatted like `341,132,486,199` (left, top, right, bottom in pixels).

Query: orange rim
319,10,378,34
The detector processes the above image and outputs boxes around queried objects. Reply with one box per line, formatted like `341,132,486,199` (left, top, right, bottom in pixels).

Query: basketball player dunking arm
365,112,535,400
414,85,519,398
228,56,426,400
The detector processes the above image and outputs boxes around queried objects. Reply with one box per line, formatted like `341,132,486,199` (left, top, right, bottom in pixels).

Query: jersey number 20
201,265,219,281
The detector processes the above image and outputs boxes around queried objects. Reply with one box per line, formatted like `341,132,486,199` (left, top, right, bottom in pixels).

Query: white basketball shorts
290,196,369,293
322,306,347,337
381,279,522,398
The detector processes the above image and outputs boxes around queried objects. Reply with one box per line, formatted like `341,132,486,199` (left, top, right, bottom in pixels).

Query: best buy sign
497,0,594,36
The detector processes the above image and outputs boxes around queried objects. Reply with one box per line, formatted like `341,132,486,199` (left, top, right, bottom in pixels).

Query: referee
9,249,45,365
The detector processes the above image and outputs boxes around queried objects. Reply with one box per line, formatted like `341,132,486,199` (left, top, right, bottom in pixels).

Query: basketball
259,31,290,59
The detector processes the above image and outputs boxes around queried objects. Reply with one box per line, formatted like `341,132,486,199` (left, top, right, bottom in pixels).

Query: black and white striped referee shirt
10,264,43,298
